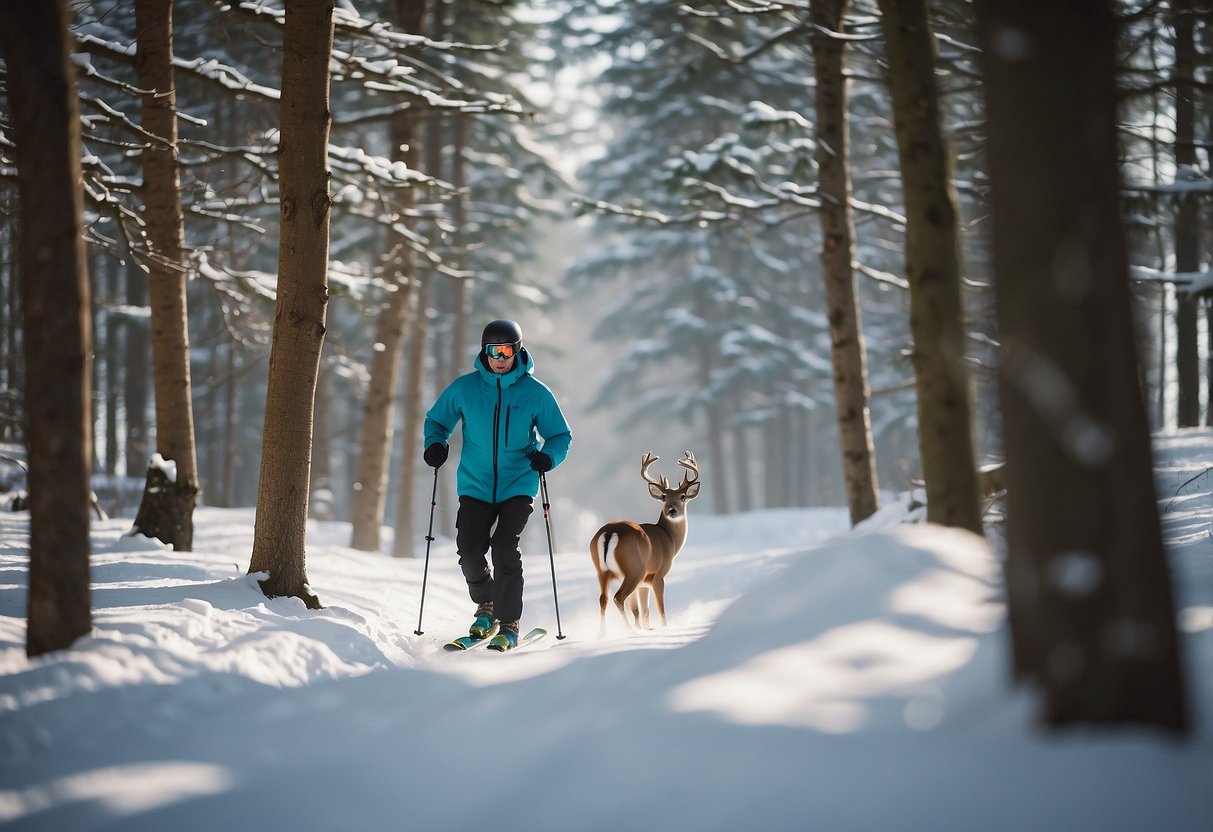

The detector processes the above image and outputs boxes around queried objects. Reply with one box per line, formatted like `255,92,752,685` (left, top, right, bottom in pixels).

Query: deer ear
648,483,665,500
685,481,701,499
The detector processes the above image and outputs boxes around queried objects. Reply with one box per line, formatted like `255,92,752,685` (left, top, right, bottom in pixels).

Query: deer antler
640,451,668,489
677,451,699,487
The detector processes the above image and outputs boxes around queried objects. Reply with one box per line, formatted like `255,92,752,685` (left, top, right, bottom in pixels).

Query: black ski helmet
481,319,523,349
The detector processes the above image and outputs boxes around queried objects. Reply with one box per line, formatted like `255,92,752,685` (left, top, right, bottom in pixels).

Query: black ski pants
455,494,534,623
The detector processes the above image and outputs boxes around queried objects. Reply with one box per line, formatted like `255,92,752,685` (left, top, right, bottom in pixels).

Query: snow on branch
1131,265,1213,294
575,197,730,226
855,261,910,290
679,0,800,17
1123,180,1213,195
331,49,522,116
848,197,907,226
75,33,280,103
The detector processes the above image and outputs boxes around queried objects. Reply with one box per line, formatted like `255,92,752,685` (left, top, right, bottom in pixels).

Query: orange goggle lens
485,343,516,360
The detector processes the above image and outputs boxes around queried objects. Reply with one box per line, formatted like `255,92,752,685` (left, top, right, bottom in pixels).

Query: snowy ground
0,433,1210,831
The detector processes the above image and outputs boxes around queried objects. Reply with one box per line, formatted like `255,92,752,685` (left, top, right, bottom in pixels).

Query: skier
422,319,572,650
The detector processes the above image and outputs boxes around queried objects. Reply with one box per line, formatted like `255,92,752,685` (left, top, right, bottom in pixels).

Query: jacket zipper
492,377,502,503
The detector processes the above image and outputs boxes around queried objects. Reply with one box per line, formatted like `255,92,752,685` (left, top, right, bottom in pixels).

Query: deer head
641,450,701,520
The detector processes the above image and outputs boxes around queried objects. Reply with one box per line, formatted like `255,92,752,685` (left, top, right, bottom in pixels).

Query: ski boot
469,601,495,639
488,620,519,651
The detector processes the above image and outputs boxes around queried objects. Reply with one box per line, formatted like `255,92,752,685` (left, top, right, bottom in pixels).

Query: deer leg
638,585,653,629
651,575,668,626
613,574,642,629
592,536,612,637
597,581,609,633
597,573,613,638
625,591,641,626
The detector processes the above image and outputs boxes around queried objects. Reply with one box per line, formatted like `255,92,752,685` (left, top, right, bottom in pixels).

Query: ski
487,627,547,652
442,621,500,652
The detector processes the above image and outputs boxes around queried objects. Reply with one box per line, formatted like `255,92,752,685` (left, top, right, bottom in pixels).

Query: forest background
0,0,1208,731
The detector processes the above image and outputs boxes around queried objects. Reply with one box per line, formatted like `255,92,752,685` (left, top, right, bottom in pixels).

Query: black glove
529,451,552,473
423,443,448,469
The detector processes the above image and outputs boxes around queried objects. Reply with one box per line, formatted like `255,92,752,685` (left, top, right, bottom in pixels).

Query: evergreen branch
80,93,171,149
574,197,730,226
75,33,280,103
855,261,909,290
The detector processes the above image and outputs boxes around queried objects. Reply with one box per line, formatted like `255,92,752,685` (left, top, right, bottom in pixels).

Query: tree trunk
348,281,412,550
103,257,120,475
3,202,23,441
876,0,982,533
132,0,199,549
732,411,753,512
0,212,11,402
448,113,470,383
124,259,151,478
1207,79,1213,428
349,0,428,551
310,359,335,520
393,275,429,557
1,0,94,657
1174,2,1201,427
1206,297,1213,427
975,0,1187,732
698,352,728,515
812,0,880,526
248,0,335,608
223,338,237,507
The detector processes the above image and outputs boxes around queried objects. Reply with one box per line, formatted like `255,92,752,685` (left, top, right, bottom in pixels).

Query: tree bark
976,0,1187,732
310,359,335,520
122,258,150,478
812,0,881,526
393,275,429,557
1,205,21,443
103,257,121,475
248,0,335,608
131,0,199,549
222,338,237,507
348,279,412,550
349,0,428,551
1173,1,1201,427
1,0,94,657
876,0,982,533
448,113,470,383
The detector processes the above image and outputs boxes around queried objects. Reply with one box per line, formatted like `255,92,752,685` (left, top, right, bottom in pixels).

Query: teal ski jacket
423,348,572,504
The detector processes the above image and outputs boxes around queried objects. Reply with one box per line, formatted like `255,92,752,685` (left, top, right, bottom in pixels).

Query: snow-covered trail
0,435,1209,831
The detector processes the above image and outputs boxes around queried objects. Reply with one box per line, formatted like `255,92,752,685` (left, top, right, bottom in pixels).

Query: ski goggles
484,343,517,360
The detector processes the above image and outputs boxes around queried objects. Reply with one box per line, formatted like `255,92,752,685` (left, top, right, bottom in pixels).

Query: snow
148,453,176,485
0,433,1211,831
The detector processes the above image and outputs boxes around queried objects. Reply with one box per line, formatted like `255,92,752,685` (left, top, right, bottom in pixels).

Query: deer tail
598,530,616,575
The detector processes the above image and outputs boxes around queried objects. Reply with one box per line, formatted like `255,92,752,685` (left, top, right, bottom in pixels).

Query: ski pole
414,467,439,636
539,472,566,640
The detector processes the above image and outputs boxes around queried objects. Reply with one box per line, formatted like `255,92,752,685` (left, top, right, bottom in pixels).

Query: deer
590,451,701,633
